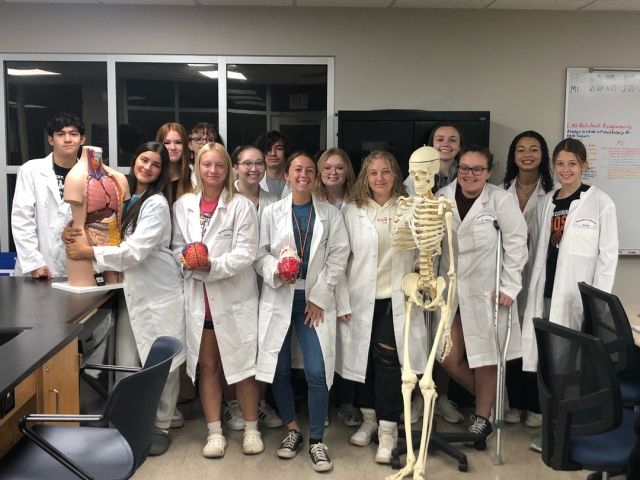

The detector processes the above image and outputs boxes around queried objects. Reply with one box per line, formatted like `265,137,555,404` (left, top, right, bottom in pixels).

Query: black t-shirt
455,183,479,222
52,161,74,198
543,183,591,298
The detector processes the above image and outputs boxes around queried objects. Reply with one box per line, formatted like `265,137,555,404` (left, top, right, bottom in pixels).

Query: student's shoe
525,411,543,428
243,430,265,455
149,428,171,456
309,442,333,472
400,393,424,424
349,408,377,446
170,408,185,429
277,429,304,459
504,408,522,424
530,435,542,453
375,420,398,464
337,403,363,427
223,400,245,431
467,415,493,441
435,394,464,424
258,400,283,428
324,415,331,427
203,432,226,458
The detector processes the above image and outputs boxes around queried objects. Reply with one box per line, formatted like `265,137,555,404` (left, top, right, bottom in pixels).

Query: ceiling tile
99,0,195,4
4,0,98,3
197,0,293,5
583,0,640,10
488,0,593,10
394,0,491,7
298,0,391,6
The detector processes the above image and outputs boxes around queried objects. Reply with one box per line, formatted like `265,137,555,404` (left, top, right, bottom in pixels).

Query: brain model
182,242,209,269
277,246,301,282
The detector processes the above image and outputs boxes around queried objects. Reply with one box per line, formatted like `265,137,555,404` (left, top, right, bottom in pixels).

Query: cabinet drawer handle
49,388,60,413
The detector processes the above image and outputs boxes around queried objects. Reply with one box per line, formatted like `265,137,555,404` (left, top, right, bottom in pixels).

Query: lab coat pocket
231,300,258,346
568,223,598,257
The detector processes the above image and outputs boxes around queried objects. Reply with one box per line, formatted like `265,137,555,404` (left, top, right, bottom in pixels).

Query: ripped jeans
356,298,403,423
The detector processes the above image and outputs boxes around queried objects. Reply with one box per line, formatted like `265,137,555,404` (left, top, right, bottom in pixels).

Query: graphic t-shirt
52,161,74,198
200,196,218,321
543,183,591,298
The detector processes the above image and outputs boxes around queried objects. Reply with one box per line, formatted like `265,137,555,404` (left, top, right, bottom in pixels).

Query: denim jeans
272,290,328,440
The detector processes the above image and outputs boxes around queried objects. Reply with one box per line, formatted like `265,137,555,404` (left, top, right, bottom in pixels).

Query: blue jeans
272,290,328,440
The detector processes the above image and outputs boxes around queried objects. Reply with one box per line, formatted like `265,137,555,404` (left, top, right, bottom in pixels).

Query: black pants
628,414,640,479
333,373,357,406
506,357,541,413
356,299,402,423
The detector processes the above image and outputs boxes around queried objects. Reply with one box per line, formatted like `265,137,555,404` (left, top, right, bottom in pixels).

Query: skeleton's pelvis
86,213,121,246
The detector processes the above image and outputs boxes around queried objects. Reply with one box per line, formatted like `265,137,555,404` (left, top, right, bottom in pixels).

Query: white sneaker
525,411,542,428
375,420,398,464
337,403,363,427
258,400,283,428
203,432,226,458
350,408,377,446
435,394,464,424
410,394,424,424
242,430,265,455
170,407,184,428
223,400,245,431
504,407,522,424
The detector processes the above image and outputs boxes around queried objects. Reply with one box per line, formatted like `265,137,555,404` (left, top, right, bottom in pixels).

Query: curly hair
349,150,406,208
503,130,554,193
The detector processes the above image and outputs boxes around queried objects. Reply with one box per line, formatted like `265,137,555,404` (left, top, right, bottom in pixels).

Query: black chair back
533,318,622,471
578,281,637,375
103,336,182,470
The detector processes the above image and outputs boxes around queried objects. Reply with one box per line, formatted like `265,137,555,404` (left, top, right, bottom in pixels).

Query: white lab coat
93,194,186,371
172,190,260,384
259,175,291,199
254,195,349,389
11,154,71,277
234,179,278,221
334,202,428,383
438,181,528,368
521,185,618,372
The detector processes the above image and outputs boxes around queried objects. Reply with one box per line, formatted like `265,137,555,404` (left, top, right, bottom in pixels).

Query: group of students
11,113,618,474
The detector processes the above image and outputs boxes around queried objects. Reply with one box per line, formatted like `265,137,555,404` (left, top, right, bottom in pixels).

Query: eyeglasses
323,166,345,173
190,136,215,144
238,160,265,169
458,165,489,176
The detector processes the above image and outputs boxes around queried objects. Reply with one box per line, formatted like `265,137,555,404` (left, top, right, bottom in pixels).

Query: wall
0,3,638,303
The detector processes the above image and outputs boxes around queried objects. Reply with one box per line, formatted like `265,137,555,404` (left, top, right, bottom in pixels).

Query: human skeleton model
64,146,129,286
389,146,456,480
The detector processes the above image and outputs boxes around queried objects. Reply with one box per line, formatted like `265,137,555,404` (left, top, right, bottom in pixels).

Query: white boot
375,420,398,464
349,408,377,446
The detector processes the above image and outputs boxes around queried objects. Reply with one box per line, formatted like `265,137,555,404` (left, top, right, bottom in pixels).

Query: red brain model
182,242,209,269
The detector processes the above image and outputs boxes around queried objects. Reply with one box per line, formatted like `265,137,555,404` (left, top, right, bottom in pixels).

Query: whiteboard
564,68,640,255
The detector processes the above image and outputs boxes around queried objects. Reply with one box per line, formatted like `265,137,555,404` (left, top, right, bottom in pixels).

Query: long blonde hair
313,148,356,202
194,143,234,203
349,150,406,208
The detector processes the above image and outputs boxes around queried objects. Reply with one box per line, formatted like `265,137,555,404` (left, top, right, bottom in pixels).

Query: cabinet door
39,339,79,416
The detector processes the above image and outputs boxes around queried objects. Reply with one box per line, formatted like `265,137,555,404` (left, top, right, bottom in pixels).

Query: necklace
516,178,538,191
292,203,314,278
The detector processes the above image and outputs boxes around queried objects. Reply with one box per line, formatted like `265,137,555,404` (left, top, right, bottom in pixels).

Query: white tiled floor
133,399,591,480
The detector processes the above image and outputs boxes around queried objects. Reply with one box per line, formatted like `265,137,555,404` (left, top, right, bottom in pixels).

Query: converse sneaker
309,442,333,472
203,432,226,458
223,400,245,431
337,403,363,427
375,420,398,464
258,400,283,428
349,408,377,446
277,429,304,459
504,408,522,424
170,407,185,428
435,394,465,424
467,414,493,440
243,430,265,455
525,411,543,428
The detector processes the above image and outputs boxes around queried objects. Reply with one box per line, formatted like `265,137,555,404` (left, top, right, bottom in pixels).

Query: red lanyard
292,204,314,264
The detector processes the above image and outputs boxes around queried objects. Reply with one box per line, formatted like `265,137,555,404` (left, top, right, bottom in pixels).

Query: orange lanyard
292,204,314,266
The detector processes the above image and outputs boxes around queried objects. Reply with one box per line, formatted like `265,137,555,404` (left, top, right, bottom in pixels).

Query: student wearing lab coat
438,145,528,439
521,138,618,373
502,131,555,428
172,142,263,459
11,112,86,278
64,142,186,456
256,130,291,199
156,122,193,206
336,150,429,464
254,152,349,473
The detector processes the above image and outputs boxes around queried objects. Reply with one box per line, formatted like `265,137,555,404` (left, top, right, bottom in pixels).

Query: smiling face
199,150,228,191
321,154,347,190
457,151,491,199
368,157,395,204
432,126,461,163
515,136,542,173
266,138,286,170
554,150,586,190
234,147,265,187
163,129,184,163
133,151,162,190
285,154,316,196
48,126,85,160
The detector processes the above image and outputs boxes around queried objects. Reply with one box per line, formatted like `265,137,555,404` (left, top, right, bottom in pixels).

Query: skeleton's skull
409,146,440,195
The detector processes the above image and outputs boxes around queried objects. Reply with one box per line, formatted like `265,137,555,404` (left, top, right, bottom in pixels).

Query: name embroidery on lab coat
474,213,496,224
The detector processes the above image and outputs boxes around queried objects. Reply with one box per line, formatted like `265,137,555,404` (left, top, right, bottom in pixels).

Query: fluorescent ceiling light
199,70,247,81
234,100,266,106
8,101,47,109
187,63,213,67
8,68,61,77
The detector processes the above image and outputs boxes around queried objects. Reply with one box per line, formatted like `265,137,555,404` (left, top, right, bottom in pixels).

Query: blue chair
578,281,640,406
0,336,182,480
534,318,638,479
0,252,16,276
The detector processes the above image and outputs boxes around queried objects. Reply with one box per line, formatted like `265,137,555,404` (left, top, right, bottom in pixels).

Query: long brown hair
349,150,406,208
155,122,193,204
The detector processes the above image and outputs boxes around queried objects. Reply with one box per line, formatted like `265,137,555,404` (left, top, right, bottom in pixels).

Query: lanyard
292,203,314,269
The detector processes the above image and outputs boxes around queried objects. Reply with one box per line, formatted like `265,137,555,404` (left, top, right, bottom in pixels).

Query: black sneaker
277,430,304,459
467,414,493,439
308,442,333,472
